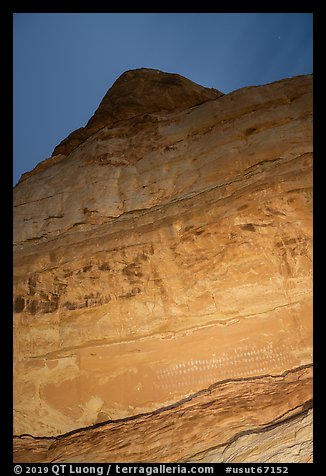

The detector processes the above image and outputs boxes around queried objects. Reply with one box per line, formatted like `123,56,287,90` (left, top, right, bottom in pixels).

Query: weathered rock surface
14,366,312,463
13,69,313,463
19,68,222,179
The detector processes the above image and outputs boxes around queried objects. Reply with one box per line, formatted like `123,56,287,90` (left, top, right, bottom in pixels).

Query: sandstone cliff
13,68,312,463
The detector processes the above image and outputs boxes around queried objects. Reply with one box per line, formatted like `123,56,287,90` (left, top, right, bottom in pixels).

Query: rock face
13,69,313,463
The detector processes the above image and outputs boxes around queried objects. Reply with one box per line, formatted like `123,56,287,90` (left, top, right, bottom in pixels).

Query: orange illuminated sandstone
13,69,312,462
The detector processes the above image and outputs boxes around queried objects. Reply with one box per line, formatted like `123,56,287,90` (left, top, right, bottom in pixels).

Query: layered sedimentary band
13,69,312,462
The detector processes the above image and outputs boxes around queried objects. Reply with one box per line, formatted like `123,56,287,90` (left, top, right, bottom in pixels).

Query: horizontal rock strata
14,366,312,463
13,69,313,462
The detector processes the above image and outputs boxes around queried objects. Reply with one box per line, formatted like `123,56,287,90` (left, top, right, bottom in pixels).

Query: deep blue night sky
13,13,313,185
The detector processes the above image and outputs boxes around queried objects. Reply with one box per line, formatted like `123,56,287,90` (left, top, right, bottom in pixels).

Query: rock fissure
14,364,312,441
186,405,312,462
